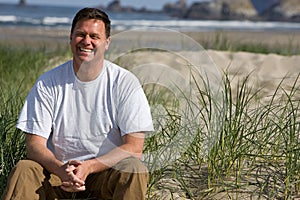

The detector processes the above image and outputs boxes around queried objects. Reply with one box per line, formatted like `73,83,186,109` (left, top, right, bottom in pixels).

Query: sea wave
43,17,71,25
0,15,72,27
112,19,300,31
1,14,300,32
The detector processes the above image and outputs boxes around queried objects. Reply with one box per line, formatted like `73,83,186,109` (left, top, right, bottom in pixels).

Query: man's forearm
26,134,64,175
85,143,139,173
85,133,145,174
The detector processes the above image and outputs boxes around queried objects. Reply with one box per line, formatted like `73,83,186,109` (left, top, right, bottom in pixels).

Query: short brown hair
71,7,111,38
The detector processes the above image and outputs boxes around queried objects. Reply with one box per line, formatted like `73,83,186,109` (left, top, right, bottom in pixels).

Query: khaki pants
1,157,149,200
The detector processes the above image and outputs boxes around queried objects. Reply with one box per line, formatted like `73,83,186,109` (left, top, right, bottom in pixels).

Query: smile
79,47,93,53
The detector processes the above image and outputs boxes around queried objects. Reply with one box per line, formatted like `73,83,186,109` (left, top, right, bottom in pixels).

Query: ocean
1,3,300,32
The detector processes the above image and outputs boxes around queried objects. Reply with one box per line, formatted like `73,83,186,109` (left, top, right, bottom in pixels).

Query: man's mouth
79,47,93,53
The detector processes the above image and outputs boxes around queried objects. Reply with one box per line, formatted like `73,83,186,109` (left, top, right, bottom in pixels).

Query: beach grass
144,71,300,199
0,40,300,199
0,43,70,194
186,31,300,56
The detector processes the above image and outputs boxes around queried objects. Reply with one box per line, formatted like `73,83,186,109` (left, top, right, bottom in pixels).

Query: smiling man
2,8,153,200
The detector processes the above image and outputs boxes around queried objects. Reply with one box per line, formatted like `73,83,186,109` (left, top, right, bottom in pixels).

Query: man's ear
105,37,111,50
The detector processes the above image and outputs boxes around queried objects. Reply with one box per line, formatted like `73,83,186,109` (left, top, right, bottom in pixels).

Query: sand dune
111,48,300,102
207,50,300,99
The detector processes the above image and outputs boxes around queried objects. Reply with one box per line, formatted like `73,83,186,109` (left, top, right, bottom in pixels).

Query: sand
208,49,300,98
2,26,300,50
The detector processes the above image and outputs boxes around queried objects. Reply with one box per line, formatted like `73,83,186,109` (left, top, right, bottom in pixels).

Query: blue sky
0,0,205,10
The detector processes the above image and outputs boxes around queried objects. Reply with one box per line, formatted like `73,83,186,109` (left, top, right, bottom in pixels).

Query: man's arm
26,133,85,191
71,132,145,181
91,132,145,170
26,132,146,192
26,134,63,173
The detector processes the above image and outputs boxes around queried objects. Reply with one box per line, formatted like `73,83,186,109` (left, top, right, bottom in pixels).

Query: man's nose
82,35,92,44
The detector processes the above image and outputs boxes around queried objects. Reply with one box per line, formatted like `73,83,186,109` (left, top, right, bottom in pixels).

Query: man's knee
111,157,149,199
13,159,43,173
2,160,47,200
16,159,41,168
114,157,148,174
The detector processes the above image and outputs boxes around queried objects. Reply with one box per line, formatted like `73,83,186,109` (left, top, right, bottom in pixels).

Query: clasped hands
59,160,88,192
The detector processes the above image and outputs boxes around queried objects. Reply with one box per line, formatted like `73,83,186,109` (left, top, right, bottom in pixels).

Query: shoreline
1,26,300,53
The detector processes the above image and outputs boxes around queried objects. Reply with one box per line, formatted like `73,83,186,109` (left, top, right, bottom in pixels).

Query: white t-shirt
17,60,154,163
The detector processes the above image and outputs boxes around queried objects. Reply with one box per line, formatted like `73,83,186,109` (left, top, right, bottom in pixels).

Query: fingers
61,182,86,192
61,171,86,192
68,171,85,186
61,160,86,192
61,180,85,188
65,164,76,173
65,160,82,172
68,160,82,166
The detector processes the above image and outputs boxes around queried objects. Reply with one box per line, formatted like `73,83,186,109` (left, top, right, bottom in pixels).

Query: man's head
71,7,111,39
70,8,111,78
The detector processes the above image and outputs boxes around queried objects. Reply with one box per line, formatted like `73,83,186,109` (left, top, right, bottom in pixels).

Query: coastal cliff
98,0,300,22
163,0,300,22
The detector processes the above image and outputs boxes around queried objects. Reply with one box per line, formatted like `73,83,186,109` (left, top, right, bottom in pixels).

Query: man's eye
91,35,101,39
76,33,85,38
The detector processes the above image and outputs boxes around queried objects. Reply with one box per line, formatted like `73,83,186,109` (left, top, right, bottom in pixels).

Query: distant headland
17,0,300,22
162,0,300,22
101,0,300,22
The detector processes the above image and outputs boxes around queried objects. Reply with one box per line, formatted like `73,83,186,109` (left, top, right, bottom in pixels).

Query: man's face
70,19,110,68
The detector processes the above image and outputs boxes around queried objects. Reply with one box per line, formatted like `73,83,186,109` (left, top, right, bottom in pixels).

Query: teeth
80,48,93,52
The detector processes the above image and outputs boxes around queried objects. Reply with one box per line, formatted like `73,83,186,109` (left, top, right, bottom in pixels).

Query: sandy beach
2,26,300,50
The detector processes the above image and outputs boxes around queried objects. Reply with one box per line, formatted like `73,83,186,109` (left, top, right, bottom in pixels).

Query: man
2,7,153,200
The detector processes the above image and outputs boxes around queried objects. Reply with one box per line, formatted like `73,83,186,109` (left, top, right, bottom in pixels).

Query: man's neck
73,59,104,82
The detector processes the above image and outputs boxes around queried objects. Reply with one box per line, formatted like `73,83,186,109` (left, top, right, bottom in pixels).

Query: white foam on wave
112,19,300,31
42,17,71,25
0,15,72,26
0,15,17,22
1,13,299,32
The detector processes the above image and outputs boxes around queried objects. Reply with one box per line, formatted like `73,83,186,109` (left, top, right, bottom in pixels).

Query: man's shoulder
44,60,72,75
32,60,73,90
38,60,72,81
104,59,136,79
104,60,142,92
104,59,127,73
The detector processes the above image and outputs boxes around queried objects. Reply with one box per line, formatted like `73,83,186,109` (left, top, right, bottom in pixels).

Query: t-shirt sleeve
16,80,53,139
116,72,154,135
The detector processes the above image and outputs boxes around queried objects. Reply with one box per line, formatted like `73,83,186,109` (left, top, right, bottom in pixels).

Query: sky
0,0,206,10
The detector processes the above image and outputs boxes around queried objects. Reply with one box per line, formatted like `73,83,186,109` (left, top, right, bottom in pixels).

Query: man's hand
26,134,85,192
59,160,86,192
